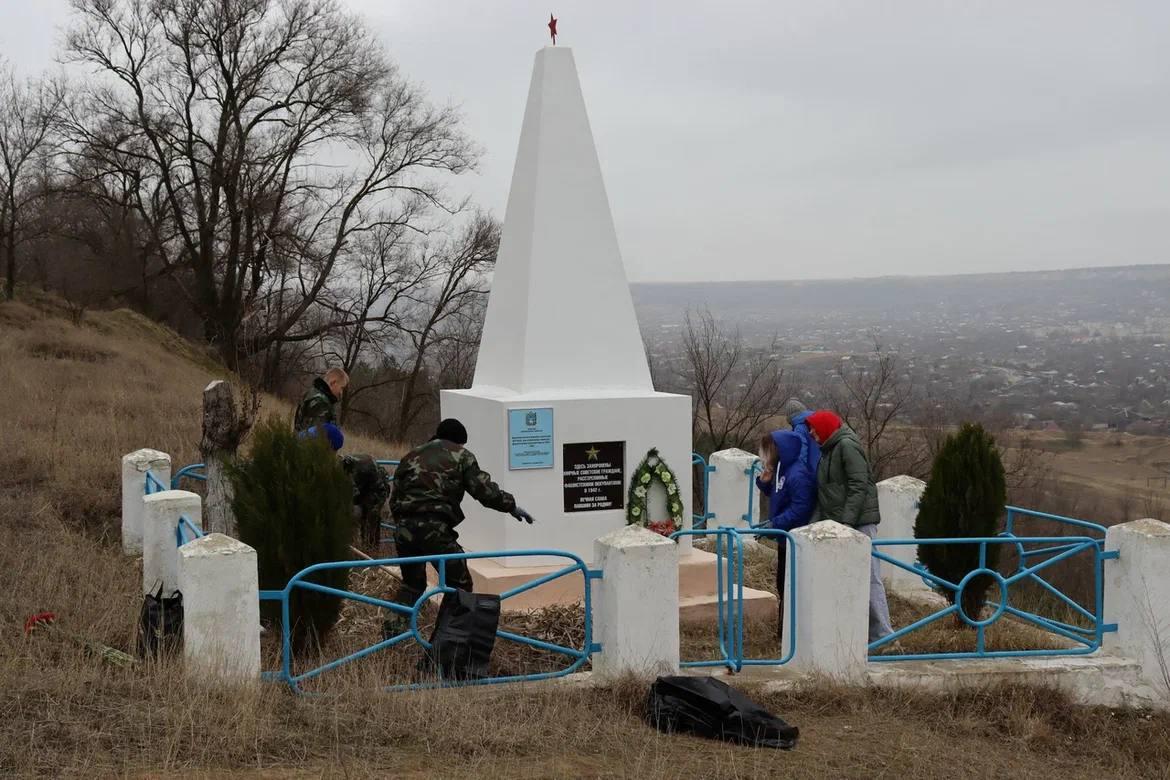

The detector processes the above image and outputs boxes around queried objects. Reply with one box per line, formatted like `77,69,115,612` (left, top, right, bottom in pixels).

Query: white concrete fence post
177,533,261,681
708,448,759,529
784,520,870,681
121,449,171,555
1103,518,1170,696
592,525,680,680
876,475,928,593
142,490,202,596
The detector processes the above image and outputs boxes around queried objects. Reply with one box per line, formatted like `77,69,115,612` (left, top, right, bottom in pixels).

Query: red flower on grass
24,612,56,636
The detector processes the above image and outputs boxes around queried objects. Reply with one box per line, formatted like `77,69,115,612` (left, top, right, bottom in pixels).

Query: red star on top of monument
548,14,558,45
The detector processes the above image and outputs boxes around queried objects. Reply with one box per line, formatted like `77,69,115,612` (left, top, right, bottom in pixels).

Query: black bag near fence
418,590,501,681
646,675,799,750
137,584,184,659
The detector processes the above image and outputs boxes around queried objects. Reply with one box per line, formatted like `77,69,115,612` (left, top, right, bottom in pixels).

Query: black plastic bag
646,675,799,749
418,590,500,681
137,585,183,659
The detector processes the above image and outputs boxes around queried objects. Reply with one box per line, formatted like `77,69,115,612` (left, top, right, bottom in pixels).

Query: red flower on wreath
647,520,677,538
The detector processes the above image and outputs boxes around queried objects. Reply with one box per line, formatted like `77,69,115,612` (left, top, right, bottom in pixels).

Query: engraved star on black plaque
585,446,600,461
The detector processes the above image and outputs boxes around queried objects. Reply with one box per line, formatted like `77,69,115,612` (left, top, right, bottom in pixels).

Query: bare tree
680,309,793,454
391,214,497,436
201,379,258,536
0,64,63,300
63,0,476,367
315,213,497,441
822,334,919,479
431,296,486,390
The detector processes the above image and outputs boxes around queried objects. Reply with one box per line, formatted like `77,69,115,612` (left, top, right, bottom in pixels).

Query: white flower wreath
626,448,684,534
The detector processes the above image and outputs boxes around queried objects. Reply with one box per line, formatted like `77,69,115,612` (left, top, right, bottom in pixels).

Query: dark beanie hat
435,418,468,445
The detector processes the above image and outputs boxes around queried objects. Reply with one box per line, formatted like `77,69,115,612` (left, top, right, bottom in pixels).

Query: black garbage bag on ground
418,590,500,681
137,585,183,659
646,675,799,750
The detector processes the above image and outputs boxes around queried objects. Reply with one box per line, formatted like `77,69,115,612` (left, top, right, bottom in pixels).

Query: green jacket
389,439,516,527
812,426,881,528
294,377,338,433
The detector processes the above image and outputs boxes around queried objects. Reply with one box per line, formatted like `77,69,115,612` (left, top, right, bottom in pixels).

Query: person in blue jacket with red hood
756,429,817,642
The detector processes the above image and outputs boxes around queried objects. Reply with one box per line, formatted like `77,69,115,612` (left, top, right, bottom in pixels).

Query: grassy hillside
3,292,1170,777
1014,431,1170,521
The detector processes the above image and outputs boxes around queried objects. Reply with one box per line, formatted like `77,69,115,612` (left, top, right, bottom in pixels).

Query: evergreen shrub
229,417,353,653
914,422,1008,623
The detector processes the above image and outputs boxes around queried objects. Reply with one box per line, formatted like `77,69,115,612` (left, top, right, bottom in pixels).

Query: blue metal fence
175,514,206,546
144,470,166,495
171,463,207,489
691,453,716,529
869,531,1116,661
1004,505,1108,540
375,460,400,542
259,549,601,694
742,458,763,525
673,526,796,672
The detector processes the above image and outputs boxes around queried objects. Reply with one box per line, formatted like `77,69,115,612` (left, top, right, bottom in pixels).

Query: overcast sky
2,0,1168,282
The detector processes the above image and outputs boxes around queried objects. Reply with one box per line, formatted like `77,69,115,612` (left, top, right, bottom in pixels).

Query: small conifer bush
914,422,1008,623
229,417,353,653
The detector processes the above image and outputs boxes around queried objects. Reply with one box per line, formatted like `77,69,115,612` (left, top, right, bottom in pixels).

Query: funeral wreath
626,448,684,537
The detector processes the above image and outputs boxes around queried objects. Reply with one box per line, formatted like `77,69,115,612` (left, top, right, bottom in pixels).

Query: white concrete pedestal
785,521,870,681
142,489,201,595
1104,518,1170,696
708,448,760,529
177,533,261,681
442,389,692,568
592,525,679,680
121,449,171,555
876,475,929,593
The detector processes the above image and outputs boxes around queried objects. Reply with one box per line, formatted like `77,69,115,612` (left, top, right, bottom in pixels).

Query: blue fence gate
674,526,797,672
869,507,1116,661
259,549,601,694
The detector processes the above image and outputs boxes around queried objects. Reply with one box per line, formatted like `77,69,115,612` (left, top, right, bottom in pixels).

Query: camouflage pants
392,514,474,606
355,503,384,550
341,455,391,549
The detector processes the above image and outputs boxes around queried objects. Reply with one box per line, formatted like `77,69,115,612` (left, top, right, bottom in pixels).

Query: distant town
634,265,1170,435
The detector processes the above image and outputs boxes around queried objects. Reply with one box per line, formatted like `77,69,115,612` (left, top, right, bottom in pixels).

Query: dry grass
880,594,1072,656
5,291,1170,778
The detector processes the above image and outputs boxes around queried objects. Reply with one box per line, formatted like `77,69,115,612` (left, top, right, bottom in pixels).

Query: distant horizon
629,261,1170,287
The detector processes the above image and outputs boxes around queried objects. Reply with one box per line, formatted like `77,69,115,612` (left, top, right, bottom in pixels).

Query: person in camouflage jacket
387,418,534,611
297,424,389,550
293,368,348,432
341,454,393,549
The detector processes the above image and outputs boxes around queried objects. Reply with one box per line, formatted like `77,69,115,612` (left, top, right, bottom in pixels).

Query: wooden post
201,380,247,537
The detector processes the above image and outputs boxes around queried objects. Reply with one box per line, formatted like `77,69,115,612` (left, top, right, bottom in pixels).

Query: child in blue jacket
756,430,817,642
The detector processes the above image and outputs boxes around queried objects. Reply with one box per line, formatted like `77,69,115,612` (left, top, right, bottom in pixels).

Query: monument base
419,548,776,623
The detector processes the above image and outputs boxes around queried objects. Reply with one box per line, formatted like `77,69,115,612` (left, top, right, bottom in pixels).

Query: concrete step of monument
866,652,1156,708
350,544,778,619
680,586,777,624
677,548,770,600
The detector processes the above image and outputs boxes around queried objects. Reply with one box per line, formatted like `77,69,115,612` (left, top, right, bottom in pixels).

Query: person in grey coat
805,409,893,643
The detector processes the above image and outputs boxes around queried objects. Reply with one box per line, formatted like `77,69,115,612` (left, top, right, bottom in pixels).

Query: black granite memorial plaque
563,441,625,513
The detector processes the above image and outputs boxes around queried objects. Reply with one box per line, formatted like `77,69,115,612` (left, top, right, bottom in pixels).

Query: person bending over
387,418,534,615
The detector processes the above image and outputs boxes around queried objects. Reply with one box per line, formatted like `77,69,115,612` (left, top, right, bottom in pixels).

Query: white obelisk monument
440,46,692,570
